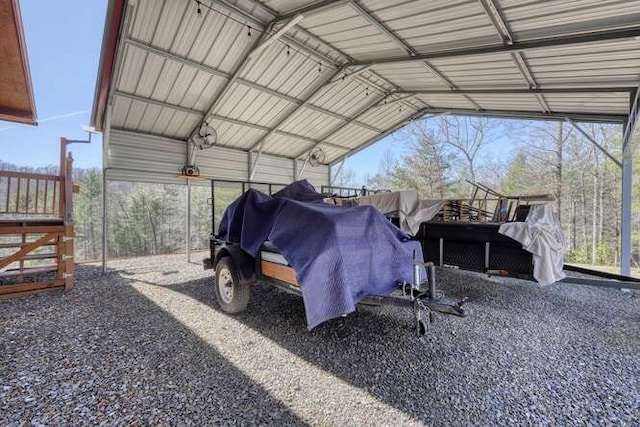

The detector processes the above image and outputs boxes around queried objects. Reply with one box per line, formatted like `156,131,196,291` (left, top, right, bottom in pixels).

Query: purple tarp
218,180,424,329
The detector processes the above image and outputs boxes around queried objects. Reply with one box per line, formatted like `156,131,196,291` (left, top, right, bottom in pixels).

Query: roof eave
91,0,126,131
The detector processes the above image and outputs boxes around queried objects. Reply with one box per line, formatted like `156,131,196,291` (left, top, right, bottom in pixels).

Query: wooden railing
0,171,61,217
0,138,75,298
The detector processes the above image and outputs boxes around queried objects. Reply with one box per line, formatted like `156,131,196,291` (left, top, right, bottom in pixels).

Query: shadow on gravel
1,265,303,425
164,268,640,424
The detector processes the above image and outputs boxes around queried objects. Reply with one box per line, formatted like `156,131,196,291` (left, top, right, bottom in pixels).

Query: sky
0,0,107,169
0,0,525,179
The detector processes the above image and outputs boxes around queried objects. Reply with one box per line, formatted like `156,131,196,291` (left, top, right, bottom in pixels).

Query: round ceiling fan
192,122,217,149
308,147,326,167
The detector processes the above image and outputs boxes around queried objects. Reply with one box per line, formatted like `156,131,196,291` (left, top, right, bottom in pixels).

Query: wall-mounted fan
308,147,326,167
192,122,217,150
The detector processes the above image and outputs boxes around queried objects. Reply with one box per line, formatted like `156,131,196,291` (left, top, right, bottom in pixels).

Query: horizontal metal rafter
274,0,351,24
398,87,635,95
113,90,348,152
417,107,626,124
351,26,640,67
125,38,381,133
350,1,416,56
478,0,551,114
294,92,394,158
330,108,434,165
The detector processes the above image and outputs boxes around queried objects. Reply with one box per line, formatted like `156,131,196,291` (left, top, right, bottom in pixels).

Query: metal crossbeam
250,15,305,60
247,67,346,153
187,25,272,141
350,26,640,67
294,92,397,158
419,107,625,123
330,108,435,165
215,0,346,67
478,0,551,113
274,0,351,24
623,87,640,153
565,118,622,167
125,39,381,133
114,90,348,152
421,61,482,110
350,1,416,56
397,87,634,95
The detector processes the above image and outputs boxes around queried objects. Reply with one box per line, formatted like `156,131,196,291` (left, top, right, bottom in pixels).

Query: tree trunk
555,122,563,224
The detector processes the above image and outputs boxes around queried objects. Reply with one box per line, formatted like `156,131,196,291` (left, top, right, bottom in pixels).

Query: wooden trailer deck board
261,260,299,286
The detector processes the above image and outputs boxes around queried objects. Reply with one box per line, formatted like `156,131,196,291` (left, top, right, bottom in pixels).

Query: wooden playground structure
0,138,76,299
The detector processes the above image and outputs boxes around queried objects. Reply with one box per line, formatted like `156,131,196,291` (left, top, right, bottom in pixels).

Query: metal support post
621,148,632,276
186,180,192,264
101,105,112,275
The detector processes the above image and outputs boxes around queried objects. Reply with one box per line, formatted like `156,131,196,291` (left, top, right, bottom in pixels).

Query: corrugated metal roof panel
208,118,267,150
325,124,378,149
100,0,638,175
374,62,446,90
415,94,476,110
278,107,344,139
214,83,295,128
263,134,314,157
500,0,640,36
544,93,629,115
469,93,541,112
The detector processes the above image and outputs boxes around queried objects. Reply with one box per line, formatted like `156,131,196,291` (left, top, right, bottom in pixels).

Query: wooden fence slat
0,232,57,269
0,280,64,296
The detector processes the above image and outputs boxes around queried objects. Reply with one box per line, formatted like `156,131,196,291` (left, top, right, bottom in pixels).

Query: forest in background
0,116,638,270
335,117,631,267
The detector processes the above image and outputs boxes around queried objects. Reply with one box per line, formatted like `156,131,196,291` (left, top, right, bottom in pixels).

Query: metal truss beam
215,0,346,67
421,61,482,110
295,92,397,158
274,0,351,24
125,39,382,133
565,118,621,168
330,108,435,166
478,0,551,113
247,67,346,153
115,90,201,115
188,24,272,141
350,1,416,56
250,15,305,60
397,87,635,95
412,107,626,124
623,87,640,153
350,26,640,67
114,91,348,152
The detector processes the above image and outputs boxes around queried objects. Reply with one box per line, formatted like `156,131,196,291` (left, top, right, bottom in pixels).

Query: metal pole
186,180,191,264
621,148,632,276
101,106,112,275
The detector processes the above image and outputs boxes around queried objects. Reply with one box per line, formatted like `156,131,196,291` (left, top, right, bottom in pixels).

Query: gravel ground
1,253,639,425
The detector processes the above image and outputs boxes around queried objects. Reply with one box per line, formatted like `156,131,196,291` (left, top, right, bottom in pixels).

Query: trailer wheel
215,257,251,314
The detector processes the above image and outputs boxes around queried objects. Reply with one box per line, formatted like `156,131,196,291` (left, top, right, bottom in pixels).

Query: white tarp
357,190,443,235
498,204,566,286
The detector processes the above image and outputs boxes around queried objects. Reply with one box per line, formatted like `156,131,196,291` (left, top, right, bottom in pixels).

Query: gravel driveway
2,253,639,425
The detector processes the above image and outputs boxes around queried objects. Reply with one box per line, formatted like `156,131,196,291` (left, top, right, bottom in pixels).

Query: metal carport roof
91,0,640,274
92,0,640,166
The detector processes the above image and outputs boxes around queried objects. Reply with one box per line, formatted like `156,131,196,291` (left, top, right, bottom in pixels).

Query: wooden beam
0,280,65,297
261,261,298,285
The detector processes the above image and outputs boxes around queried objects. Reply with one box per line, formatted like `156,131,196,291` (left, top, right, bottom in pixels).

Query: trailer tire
215,257,251,314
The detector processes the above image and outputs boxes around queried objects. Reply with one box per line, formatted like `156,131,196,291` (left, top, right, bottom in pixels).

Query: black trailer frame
331,186,640,291
204,179,466,334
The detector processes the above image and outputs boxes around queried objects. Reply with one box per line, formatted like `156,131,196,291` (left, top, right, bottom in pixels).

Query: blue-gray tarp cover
217,180,423,329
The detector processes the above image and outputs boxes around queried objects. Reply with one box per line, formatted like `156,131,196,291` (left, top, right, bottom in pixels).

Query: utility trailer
321,185,640,291
203,179,466,335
